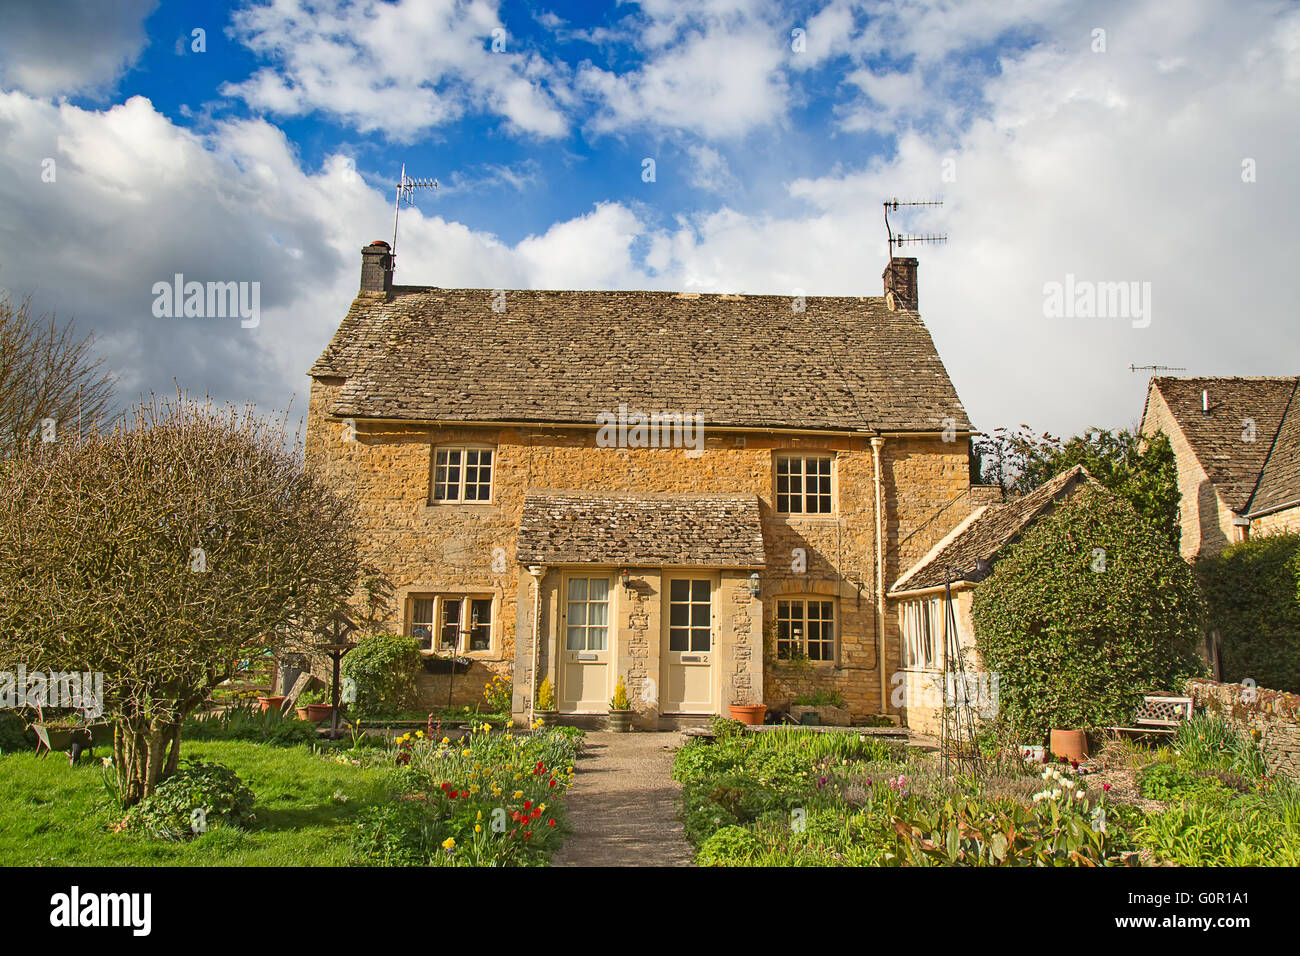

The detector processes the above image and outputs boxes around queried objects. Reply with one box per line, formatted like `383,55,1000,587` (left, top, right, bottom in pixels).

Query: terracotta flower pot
257,695,286,714
608,710,633,733
1050,729,1088,762
297,703,333,723
728,704,766,726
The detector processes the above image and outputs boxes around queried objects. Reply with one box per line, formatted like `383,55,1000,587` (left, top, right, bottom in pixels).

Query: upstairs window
410,595,494,653
432,446,494,502
776,455,833,514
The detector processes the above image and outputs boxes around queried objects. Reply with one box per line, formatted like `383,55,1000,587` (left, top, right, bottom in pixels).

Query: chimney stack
360,240,393,294
883,256,918,311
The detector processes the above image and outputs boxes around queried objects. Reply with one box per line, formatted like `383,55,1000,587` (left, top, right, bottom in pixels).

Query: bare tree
0,291,113,454
0,394,361,806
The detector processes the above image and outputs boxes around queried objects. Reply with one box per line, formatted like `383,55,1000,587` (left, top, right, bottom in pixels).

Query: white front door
663,576,715,714
560,574,611,712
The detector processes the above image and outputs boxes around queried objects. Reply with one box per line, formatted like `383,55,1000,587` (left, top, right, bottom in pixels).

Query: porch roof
516,491,766,568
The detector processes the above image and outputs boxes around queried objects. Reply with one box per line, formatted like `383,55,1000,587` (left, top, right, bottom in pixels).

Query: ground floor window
409,595,493,653
776,598,836,661
900,597,942,669
565,577,609,651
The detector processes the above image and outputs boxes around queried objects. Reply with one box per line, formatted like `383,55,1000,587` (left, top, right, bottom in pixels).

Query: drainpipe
527,565,545,726
871,437,888,715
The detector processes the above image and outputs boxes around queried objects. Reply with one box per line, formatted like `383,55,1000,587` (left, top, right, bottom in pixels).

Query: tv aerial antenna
391,163,439,263
883,198,947,263
1129,364,1187,374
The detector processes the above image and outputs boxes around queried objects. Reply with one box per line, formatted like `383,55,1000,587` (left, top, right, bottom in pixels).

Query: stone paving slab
550,731,695,867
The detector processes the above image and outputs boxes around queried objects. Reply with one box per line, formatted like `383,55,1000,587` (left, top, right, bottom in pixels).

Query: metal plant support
940,567,982,777
317,611,358,740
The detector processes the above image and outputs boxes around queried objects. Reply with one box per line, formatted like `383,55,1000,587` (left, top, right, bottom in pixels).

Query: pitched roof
515,491,766,567
311,288,971,434
1249,393,1300,515
889,466,1095,594
1147,376,1299,511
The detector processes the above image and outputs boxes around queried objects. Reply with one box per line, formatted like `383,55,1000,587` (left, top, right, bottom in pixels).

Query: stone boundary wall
1186,678,1300,779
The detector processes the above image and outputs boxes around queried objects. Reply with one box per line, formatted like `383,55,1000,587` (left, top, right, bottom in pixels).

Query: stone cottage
1140,375,1300,560
887,466,1096,734
305,242,985,729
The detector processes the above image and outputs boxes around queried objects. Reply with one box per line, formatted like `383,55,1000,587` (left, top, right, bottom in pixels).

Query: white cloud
686,144,740,193
578,1,790,137
223,0,570,140
0,0,158,97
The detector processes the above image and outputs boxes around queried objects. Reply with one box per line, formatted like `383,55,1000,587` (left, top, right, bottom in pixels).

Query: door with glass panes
662,575,716,713
560,574,612,712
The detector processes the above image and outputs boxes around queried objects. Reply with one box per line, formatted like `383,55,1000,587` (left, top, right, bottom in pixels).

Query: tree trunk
114,717,169,809
162,720,183,777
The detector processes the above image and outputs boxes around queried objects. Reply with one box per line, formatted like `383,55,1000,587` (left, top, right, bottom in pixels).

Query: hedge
1197,534,1300,693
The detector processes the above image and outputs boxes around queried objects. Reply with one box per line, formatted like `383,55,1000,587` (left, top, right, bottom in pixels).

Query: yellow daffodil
513,790,523,799
475,825,481,833
416,730,425,738
441,737,450,745
442,837,455,850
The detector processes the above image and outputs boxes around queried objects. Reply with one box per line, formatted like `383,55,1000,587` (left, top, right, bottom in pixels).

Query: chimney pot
360,241,393,294
883,256,919,310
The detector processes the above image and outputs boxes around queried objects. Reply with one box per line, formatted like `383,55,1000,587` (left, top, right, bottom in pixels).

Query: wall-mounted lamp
620,568,632,592
749,572,761,598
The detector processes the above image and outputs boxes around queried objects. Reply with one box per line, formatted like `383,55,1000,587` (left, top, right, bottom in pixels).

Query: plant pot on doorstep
728,704,766,726
297,703,333,723
258,695,287,714
607,710,633,733
1049,729,1088,762
533,710,557,729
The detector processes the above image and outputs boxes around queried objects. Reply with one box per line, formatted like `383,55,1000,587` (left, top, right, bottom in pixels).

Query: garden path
549,730,694,867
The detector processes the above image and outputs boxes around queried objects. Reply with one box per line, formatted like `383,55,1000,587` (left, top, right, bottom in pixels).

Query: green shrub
0,712,36,752
972,487,1205,737
697,825,761,866
1138,762,1230,804
182,701,319,747
1197,534,1300,693
342,634,421,718
126,759,255,840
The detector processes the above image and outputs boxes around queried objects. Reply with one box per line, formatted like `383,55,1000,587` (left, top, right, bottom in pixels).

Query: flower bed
675,715,1300,866
339,720,584,866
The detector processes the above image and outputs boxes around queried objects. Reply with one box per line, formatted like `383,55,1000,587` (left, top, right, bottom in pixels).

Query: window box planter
607,710,633,733
728,704,766,725
422,656,472,675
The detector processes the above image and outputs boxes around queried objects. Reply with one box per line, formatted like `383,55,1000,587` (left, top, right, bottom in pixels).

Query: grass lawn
0,741,392,866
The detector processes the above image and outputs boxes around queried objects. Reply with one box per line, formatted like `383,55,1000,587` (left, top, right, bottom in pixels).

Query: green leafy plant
972,486,1205,737
342,634,421,718
697,825,762,866
182,701,318,747
1172,712,1268,778
297,688,327,707
125,759,255,840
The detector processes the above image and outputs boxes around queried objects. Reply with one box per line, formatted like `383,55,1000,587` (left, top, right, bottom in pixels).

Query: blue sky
0,0,1296,438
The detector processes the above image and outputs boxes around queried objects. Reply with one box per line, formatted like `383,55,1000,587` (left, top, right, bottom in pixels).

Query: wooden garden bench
1109,695,1193,737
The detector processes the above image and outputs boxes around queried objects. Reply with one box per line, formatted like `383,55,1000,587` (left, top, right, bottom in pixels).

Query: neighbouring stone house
887,466,1096,734
305,242,992,729
1140,375,1300,561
